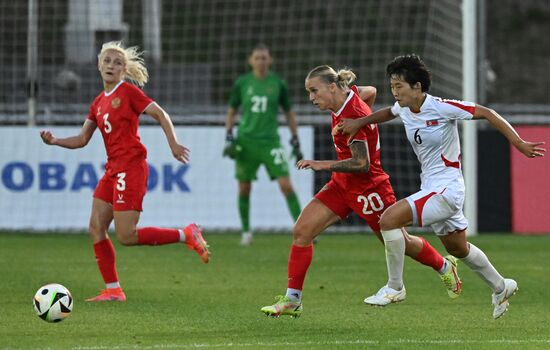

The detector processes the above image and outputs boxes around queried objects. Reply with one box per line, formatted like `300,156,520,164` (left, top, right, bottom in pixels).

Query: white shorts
405,183,468,236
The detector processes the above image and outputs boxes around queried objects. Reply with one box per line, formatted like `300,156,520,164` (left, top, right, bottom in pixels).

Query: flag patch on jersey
426,119,439,126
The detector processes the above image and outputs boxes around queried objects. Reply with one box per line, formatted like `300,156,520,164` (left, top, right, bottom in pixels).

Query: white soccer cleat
240,232,253,246
364,284,406,306
492,278,518,319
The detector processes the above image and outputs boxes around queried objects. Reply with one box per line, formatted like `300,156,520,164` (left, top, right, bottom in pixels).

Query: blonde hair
97,41,149,87
306,65,356,89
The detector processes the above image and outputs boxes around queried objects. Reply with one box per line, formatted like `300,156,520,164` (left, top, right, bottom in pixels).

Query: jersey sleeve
86,100,97,123
279,79,291,112
228,78,242,109
127,83,154,114
390,102,402,117
440,99,475,120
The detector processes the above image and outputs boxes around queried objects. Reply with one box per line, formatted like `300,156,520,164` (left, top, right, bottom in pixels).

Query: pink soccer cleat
85,287,126,302
184,223,210,263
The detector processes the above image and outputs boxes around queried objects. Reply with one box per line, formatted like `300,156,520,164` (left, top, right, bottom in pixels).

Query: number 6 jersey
390,95,475,190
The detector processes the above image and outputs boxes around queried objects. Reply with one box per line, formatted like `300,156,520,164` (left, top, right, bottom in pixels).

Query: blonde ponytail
98,41,149,87
306,65,356,89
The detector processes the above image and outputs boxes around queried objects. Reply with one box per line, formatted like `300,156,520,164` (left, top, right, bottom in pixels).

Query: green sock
285,192,301,222
238,195,250,232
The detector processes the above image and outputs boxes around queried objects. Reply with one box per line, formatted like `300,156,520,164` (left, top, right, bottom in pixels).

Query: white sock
178,229,185,242
460,243,505,293
106,282,120,289
381,228,405,291
438,259,450,275
286,288,302,302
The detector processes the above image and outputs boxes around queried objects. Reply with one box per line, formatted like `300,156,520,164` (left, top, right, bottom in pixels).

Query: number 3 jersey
390,94,475,189
87,81,154,174
331,86,389,194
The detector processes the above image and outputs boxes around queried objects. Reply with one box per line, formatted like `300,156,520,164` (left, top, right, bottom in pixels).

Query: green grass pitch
1,232,549,350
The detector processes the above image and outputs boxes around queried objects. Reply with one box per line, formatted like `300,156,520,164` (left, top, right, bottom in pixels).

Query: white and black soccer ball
33,283,73,323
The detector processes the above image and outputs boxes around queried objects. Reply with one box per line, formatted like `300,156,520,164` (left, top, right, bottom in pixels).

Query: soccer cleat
85,287,126,302
240,232,253,246
492,278,518,319
364,284,406,306
440,255,462,299
184,223,210,263
261,295,303,318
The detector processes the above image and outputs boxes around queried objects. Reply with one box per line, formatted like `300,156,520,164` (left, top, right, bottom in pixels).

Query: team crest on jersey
426,119,439,126
246,87,253,95
111,97,121,109
96,107,101,117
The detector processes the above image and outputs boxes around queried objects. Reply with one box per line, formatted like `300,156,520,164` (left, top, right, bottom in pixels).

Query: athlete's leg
261,198,339,317
440,230,504,291
277,176,301,222
238,181,252,245
86,198,126,301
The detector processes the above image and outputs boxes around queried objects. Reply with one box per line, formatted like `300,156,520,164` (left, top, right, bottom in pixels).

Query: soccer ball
33,283,73,323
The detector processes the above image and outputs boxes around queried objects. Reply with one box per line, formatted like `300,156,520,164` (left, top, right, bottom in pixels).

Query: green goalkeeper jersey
229,71,291,143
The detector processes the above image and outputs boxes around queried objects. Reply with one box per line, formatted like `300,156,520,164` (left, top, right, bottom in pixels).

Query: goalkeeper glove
223,132,238,159
290,135,303,161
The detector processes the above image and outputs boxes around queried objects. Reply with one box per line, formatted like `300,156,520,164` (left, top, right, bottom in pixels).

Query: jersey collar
104,80,125,97
334,89,355,117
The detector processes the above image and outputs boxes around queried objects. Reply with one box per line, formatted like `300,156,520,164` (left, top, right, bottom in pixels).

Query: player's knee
115,228,138,246
292,222,314,245
379,213,399,231
88,221,107,242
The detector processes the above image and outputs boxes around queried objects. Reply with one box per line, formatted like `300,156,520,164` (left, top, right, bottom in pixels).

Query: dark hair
386,54,431,92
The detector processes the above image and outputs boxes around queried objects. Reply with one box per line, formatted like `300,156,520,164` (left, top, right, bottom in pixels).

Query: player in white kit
334,54,545,319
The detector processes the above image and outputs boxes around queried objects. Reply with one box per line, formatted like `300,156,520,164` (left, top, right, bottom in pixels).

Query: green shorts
235,138,290,181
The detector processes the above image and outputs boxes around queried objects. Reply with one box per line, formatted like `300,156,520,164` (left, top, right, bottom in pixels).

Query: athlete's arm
296,141,369,173
40,119,96,149
357,86,377,107
333,107,396,137
474,105,545,158
225,107,238,135
145,102,190,164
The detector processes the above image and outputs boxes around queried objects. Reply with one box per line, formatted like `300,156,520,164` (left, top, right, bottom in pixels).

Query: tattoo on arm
329,141,370,173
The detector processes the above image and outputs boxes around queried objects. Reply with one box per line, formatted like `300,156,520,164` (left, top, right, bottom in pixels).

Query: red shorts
315,179,396,232
93,160,148,211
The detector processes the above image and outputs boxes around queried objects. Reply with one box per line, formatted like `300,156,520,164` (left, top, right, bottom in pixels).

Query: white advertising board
0,126,313,231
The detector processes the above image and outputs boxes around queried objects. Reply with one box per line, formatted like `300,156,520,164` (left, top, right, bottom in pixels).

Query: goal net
1,0,466,232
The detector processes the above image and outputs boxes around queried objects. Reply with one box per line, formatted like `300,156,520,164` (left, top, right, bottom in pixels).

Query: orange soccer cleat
184,223,210,263
85,287,127,302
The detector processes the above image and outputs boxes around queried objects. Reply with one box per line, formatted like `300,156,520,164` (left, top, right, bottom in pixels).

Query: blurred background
0,0,548,234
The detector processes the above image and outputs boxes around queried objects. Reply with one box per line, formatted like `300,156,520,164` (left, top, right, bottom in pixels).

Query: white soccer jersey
391,94,475,190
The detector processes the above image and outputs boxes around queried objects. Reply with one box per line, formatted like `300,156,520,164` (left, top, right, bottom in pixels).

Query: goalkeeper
223,44,302,246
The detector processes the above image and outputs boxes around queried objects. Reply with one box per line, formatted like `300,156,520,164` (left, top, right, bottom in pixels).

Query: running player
260,65,461,318
40,41,210,302
334,54,545,318
223,44,303,246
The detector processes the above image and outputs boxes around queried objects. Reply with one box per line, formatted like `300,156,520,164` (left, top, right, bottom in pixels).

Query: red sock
93,239,119,284
137,227,180,245
287,244,313,290
414,237,445,271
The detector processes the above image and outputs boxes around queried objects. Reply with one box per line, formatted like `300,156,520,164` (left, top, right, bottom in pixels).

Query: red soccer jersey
330,85,389,193
87,81,153,174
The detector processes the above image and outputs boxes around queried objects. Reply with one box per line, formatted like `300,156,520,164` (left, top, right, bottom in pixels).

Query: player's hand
222,133,238,159
289,135,303,161
40,130,58,145
296,159,324,171
171,143,190,164
332,118,363,137
516,140,546,158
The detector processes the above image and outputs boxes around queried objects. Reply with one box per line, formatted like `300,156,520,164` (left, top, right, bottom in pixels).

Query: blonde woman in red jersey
40,41,210,302
260,65,461,317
